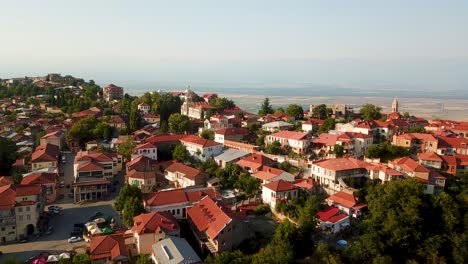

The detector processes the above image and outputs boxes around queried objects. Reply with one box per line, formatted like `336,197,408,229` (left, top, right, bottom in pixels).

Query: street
0,152,123,263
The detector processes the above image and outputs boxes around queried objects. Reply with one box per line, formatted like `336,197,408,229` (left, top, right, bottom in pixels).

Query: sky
1,0,467,92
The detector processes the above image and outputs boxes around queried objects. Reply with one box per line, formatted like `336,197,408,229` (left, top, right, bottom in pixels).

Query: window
19,216,23,221
26,206,30,212
18,207,23,212
1,227,4,231
27,215,31,220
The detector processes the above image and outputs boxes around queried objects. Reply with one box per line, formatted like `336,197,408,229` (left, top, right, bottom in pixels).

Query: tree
317,118,335,135
408,127,427,133
312,243,343,264
403,112,411,120
3,257,21,264
332,144,344,158
200,129,215,140
274,107,285,114
205,250,251,264
285,104,304,120
117,137,136,161
265,141,285,155
0,137,17,175
93,122,115,140
72,253,91,264
258,97,274,115
360,104,382,121
312,104,331,120
172,145,190,162
210,97,236,111
122,196,145,226
13,173,23,184
235,172,261,195
129,106,142,132
35,131,46,146
168,113,190,134
114,184,143,212
135,255,153,264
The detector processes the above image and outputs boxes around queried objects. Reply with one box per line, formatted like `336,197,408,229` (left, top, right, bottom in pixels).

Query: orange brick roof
313,157,367,171
187,196,232,239
145,187,221,207
90,234,128,260
165,161,204,180
262,179,298,192
132,211,179,235
181,135,222,148
390,157,430,173
31,144,59,163
21,172,57,185
252,166,285,181
418,152,443,162
269,131,309,141
327,191,359,208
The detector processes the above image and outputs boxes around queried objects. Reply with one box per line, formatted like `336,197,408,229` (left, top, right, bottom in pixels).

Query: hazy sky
1,0,467,91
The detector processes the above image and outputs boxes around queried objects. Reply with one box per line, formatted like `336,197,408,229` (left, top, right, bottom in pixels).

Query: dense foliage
115,184,145,227
285,104,304,120
365,142,410,162
0,137,18,175
258,97,274,115
311,104,332,120
66,115,115,148
168,113,191,134
360,104,383,121
172,145,190,162
317,117,335,135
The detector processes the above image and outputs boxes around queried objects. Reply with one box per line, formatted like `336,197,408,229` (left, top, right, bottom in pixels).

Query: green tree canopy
317,117,335,135
122,196,145,226
210,97,236,111
72,253,91,264
117,137,136,160
258,97,274,116
360,104,382,121
0,137,18,175
200,129,215,140
168,113,191,134
333,144,344,158
172,144,190,163
285,104,304,120
115,184,143,212
312,104,332,120
234,172,261,195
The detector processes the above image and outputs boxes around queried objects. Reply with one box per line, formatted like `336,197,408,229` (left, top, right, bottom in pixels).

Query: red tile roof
181,135,222,148
75,151,114,163
0,176,14,186
0,185,16,209
314,133,339,146
187,196,232,238
77,161,104,172
90,234,128,260
144,187,220,207
303,119,324,125
269,131,309,141
252,166,285,181
437,136,468,149
327,191,359,208
132,211,179,235
215,127,249,136
145,134,186,145
294,178,316,190
21,172,57,185
262,179,298,192
313,157,368,171
316,207,348,223
41,130,62,139
126,169,157,180
31,144,59,163
418,152,443,162
390,157,430,173
165,162,204,180
236,154,275,170
15,184,41,196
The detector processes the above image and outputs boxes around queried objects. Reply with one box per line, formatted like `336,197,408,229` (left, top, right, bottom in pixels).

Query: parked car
48,206,63,211
68,236,83,243
19,238,28,243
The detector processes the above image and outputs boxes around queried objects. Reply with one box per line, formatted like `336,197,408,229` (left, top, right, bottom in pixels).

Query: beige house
30,144,59,171
126,169,159,193
40,130,65,150
164,162,207,188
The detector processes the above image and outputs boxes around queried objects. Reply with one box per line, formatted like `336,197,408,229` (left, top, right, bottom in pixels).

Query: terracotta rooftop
215,127,250,136
187,196,232,239
0,185,16,209
418,152,443,162
262,179,298,192
236,154,275,170
145,134,186,145
31,144,59,163
269,131,309,141
252,166,285,181
390,157,430,173
165,162,204,180
132,211,179,235
181,135,222,148
313,157,368,171
327,191,360,208
21,172,57,185
90,234,128,261
316,207,349,223
15,184,41,197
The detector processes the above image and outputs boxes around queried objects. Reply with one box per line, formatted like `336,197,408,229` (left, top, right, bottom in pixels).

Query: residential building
144,187,221,219
187,196,247,254
72,178,110,203
202,115,232,132
0,185,16,243
132,212,180,254
316,207,350,234
151,236,201,264
138,102,151,115
74,151,119,181
261,121,294,132
392,133,438,153
39,130,65,150
310,157,368,194
126,170,161,193
302,119,324,133
388,157,446,194
214,149,250,168
326,190,366,218
223,140,259,154
265,131,311,154
294,178,318,194
108,115,127,131
143,114,161,124
365,163,403,182
202,93,218,103
236,154,275,173
261,180,299,210
180,135,223,162
131,142,158,161
313,132,373,158
436,136,468,155
21,172,57,204
30,144,59,171
103,84,124,102
90,234,129,263
164,162,207,188
252,166,295,184
214,127,249,144
418,152,443,169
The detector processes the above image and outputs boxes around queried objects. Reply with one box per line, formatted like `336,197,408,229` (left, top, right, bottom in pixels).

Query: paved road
0,200,122,263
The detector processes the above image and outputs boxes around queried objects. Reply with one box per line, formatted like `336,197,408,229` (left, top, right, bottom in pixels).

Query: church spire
392,97,399,113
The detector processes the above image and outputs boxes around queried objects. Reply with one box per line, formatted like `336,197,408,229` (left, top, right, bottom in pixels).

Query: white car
68,236,83,243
